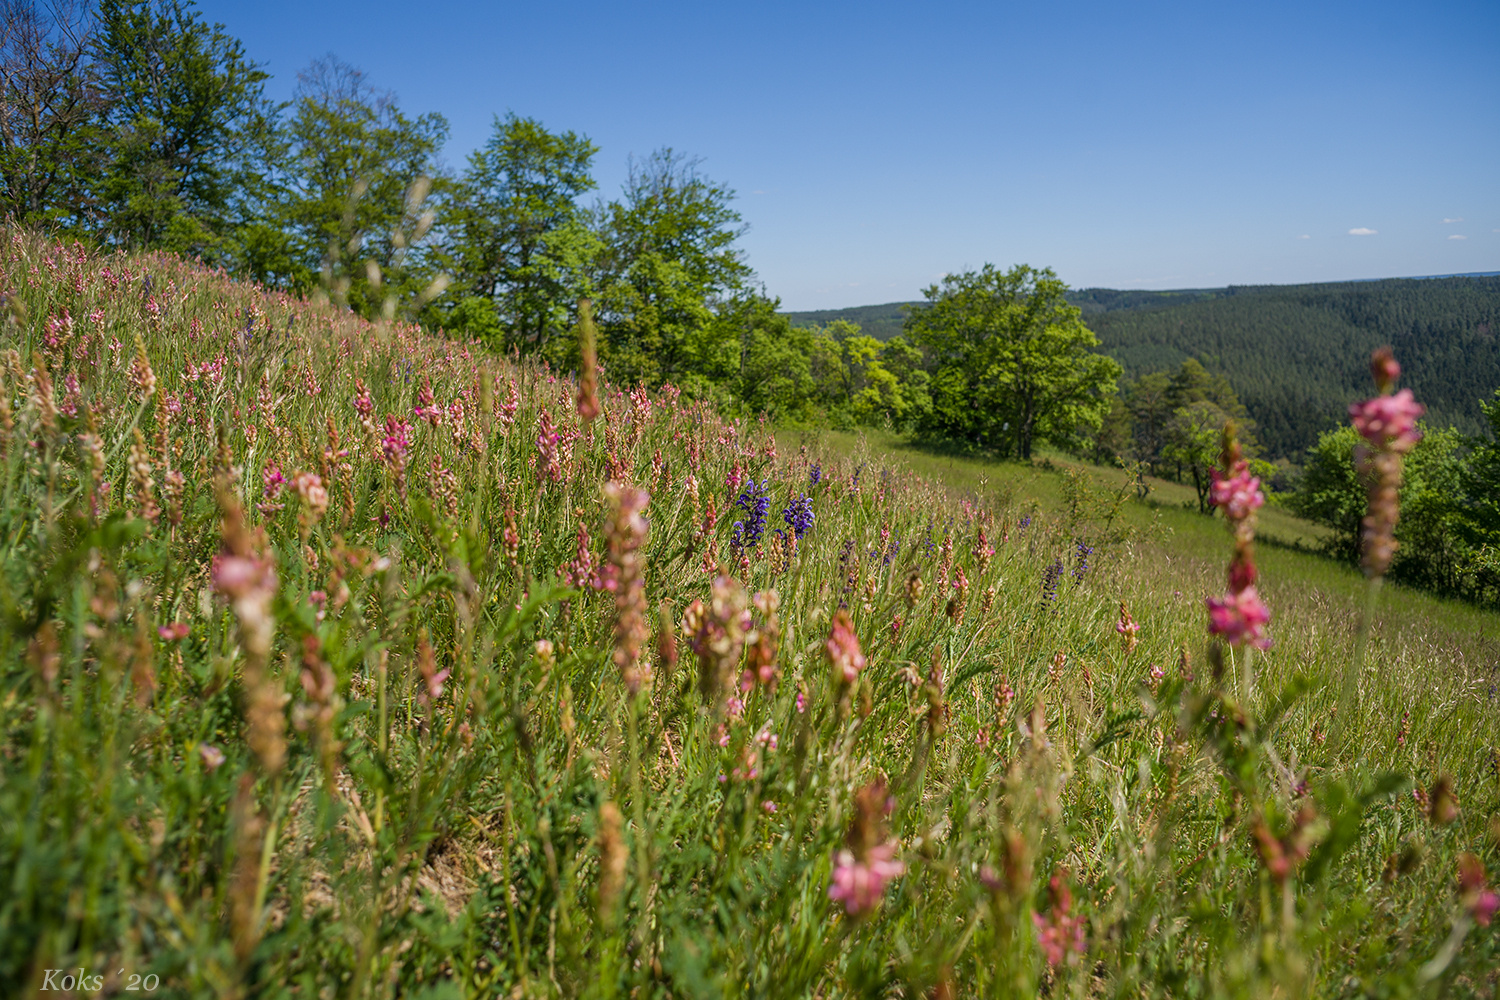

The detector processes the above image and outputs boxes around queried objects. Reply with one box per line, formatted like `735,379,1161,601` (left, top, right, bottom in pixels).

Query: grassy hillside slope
1,234,1497,997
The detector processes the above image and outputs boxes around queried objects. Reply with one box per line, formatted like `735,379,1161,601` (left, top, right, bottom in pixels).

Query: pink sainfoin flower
413,375,444,426
829,843,906,917
1206,586,1272,650
1032,869,1087,967
294,472,328,526
381,416,411,462
1351,349,1425,578
828,780,904,917
1209,466,1265,522
1206,423,1271,649
1349,389,1424,454
972,525,994,574
1115,601,1140,654
43,309,73,350
1458,853,1499,927
562,522,601,590
353,379,375,419
536,408,563,483
499,378,519,426
825,609,866,685
262,464,286,500
416,634,449,706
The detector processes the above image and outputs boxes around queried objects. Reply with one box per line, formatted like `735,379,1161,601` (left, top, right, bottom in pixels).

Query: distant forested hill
785,275,1500,460
782,302,916,342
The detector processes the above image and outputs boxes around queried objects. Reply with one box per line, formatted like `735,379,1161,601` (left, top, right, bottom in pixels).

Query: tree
91,0,274,261
445,112,599,353
1162,400,1232,512
592,148,751,386
877,336,931,429
1291,422,1467,590
905,264,1120,459
1445,388,1500,601
1126,371,1173,468
269,56,448,317
724,294,815,420
1088,395,1133,466
801,321,926,429
0,0,105,231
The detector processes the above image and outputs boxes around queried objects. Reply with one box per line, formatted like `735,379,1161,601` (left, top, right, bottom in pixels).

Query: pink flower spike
1206,586,1272,649
1032,909,1087,967
1476,889,1500,927
1370,347,1400,393
1209,467,1265,522
825,610,866,685
1459,852,1498,927
1349,389,1424,454
1032,870,1087,967
828,842,905,916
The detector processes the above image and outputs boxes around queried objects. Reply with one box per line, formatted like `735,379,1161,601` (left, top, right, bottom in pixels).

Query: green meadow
0,233,1496,999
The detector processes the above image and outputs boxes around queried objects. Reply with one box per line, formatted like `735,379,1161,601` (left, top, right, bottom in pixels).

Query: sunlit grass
0,232,1496,998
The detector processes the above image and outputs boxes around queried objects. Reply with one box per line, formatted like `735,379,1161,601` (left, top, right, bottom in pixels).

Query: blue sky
205,0,1499,311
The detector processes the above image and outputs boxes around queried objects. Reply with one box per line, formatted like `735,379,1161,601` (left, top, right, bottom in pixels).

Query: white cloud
1348,227,1377,236
1448,234,1467,240
1298,234,1310,239
1443,217,1463,224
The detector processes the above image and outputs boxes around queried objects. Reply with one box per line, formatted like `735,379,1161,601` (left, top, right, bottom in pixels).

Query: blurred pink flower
212,553,276,602
198,743,226,770
158,622,190,641
1114,601,1140,654
1370,347,1401,393
293,472,328,523
1349,389,1424,454
828,842,904,917
825,609,866,684
1209,466,1265,522
1206,586,1272,649
1032,879,1087,966
381,416,412,462
1459,853,1499,927
353,379,375,419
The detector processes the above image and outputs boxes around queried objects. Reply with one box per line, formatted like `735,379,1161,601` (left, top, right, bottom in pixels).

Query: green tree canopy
268,56,449,318
592,149,752,386
92,0,273,261
445,112,599,353
905,263,1120,459
0,0,105,231
1291,422,1467,591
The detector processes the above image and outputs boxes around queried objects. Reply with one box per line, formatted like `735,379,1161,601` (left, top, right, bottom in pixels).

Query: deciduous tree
445,112,599,352
0,0,104,231
906,263,1120,459
592,149,751,386
92,0,274,261
269,56,448,317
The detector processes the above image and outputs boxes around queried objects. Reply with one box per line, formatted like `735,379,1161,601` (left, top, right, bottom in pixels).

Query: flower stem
1331,574,1382,754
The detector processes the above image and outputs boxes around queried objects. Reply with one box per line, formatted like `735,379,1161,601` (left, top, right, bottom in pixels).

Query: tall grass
0,231,1496,998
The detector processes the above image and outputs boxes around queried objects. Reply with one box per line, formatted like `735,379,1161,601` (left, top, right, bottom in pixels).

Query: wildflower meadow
1,230,1498,998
